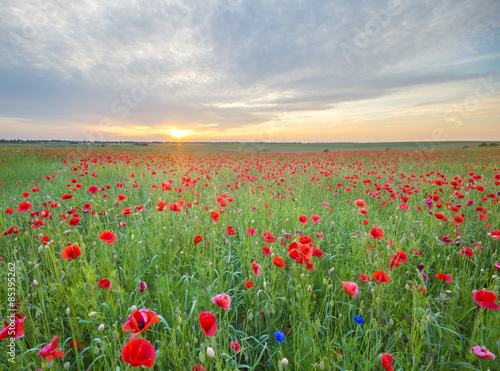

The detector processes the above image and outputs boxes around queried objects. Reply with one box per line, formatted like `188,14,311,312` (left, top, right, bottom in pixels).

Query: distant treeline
0,139,305,144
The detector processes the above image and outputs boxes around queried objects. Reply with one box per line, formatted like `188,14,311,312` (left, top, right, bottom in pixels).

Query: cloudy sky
0,0,499,142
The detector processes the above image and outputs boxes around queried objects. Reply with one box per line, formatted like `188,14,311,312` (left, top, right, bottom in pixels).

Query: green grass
0,146,499,370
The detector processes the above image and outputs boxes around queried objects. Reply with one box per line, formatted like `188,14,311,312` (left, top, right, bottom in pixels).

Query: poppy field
1,146,499,370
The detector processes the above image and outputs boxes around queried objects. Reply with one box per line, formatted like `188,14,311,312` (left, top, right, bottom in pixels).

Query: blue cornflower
354,316,364,324
274,331,285,343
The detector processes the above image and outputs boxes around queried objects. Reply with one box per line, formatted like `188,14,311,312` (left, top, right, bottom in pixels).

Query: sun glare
168,129,191,138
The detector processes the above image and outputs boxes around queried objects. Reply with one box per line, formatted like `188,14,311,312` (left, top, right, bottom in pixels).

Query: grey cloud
0,0,499,136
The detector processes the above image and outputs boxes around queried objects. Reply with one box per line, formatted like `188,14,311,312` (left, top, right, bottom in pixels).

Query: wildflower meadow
1,146,499,370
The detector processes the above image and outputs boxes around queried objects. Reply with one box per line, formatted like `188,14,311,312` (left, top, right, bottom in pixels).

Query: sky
0,0,499,143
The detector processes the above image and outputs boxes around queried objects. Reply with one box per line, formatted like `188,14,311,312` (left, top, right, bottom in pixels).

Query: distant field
1,140,498,153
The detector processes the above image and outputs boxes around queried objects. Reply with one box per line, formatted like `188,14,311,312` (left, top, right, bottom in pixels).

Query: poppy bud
63,362,70,369
38,245,44,252
66,308,70,316
207,347,215,358
281,358,289,366
417,263,425,271
199,351,205,362
33,279,38,286
88,311,97,317
98,324,105,331
319,361,325,369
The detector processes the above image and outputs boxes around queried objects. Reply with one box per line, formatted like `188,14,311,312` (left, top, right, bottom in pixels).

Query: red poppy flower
262,246,271,256
252,262,261,276
311,214,321,224
472,290,499,309
298,235,312,244
17,201,33,212
210,210,219,223
312,247,323,257
135,205,144,211
193,365,205,371
373,271,390,284
440,236,453,244
140,281,147,293
230,340,241,353
459,247,474,258
273,256,286,268
246,228,256,235
435,273,452,283
157,200,166,211
434,213,448,221
342,282,359,298
488,230,500,240
211,293,231,310
121,208,133,215
194,235,203,245
123,309,160,335
263,232,277,243
68,217,80,226
199,312,217,337
98,231,117,244
87,186,99,194
98,278,112,289
0,315,24,339
244,280,255,289
121,337,156,369
369,226,384,240
453,215,464,223
117,194,126,202
298,214,308,225
362,219,369,225
381,352,393,371
389,250,408,269
359,273,371,282
470,345,496,359
494,263,500,270
61,194,73,200
354,199,366,207
61,244,81,260
38,336,65,361
168,202,182,212
226,226,236,236
70,339,82,348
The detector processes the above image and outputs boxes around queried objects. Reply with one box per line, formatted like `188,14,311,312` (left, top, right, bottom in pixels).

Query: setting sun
167,128,191,139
